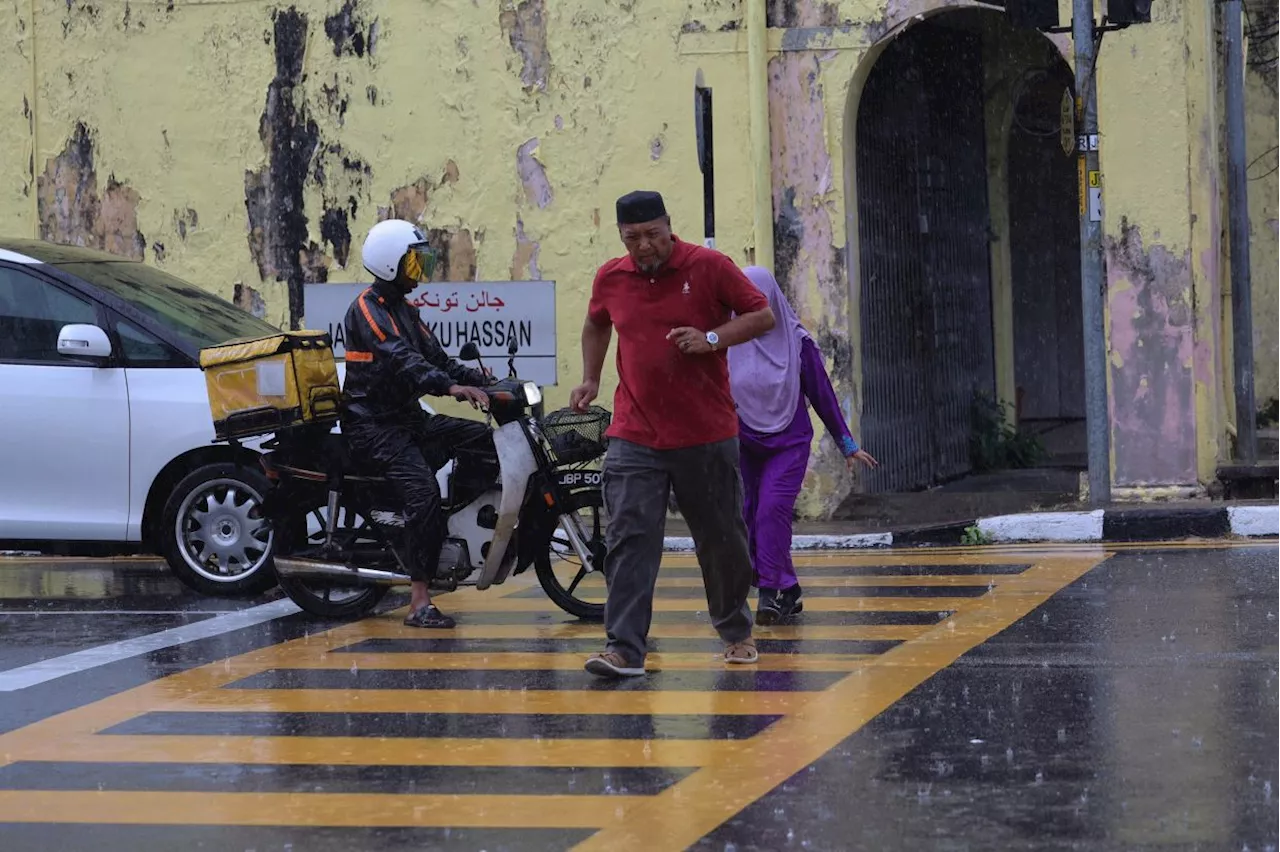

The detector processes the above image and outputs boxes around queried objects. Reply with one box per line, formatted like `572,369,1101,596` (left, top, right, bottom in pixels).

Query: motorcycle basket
539,405,611,467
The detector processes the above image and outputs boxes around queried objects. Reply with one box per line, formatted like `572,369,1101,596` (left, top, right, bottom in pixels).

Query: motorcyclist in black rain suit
341,218,494,628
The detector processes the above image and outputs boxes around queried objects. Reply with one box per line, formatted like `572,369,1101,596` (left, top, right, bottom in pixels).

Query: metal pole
746,0,773,272
1072,0,1111,503
1224,0,1257,462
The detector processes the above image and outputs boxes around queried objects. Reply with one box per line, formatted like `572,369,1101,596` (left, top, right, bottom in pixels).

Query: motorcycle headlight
522,381,542,407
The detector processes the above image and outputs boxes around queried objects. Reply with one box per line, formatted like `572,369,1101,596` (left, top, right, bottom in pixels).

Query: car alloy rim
175,477,273,582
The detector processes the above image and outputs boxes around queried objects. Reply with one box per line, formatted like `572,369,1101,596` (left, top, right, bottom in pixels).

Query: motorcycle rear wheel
274,502,393,619
534,487,607,621
277,574,390,619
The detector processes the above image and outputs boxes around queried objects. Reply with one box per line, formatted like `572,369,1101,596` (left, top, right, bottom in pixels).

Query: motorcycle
245,340,611,621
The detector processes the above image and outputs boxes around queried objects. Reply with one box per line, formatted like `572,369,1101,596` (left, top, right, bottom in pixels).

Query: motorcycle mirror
459,342,481,361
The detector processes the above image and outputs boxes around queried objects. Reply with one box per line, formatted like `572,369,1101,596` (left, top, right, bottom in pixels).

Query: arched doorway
1008,62,1086,461
852,9,1083,493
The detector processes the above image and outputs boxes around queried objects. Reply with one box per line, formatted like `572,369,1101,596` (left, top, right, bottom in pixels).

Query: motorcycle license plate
557,470,602,488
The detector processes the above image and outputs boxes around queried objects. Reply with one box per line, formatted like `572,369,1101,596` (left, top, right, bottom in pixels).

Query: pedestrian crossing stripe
0,547,1109,850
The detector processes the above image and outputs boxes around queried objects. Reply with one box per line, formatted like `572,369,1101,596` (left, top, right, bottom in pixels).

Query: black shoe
777,584,804,618
403,604,456,629
756,588,784,626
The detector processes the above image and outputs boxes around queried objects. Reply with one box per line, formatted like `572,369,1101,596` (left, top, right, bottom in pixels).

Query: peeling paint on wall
174,207,198,241
500,0,551,93
767,37,849,515
426,227,479,282
36,122,146,260
517,138,553,208
234,282,268,319
382,161,460,225
324,0,378,60
244,7,323,327
512,215,541,279
1105,218,1198,485
768,0,841,28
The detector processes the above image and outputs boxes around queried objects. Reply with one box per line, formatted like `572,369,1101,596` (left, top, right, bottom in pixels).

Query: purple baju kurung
738,336,858,591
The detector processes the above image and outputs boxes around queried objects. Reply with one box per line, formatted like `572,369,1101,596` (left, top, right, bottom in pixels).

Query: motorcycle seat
272,429,391,486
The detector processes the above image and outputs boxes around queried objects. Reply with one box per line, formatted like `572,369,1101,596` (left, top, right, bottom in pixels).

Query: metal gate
856,20,996,493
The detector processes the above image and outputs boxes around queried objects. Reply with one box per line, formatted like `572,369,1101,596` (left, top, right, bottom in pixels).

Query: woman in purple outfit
728,266,879,624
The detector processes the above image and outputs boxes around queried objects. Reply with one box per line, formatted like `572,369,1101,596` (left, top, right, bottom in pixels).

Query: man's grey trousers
600,437,755,666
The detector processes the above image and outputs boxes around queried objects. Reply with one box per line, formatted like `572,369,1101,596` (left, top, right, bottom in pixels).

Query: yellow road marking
336,621,935,642
9,734,731,768
276,651,872,672
168,688,811,716
571,556,1107,851
654,575,1006,587
431,596,972,613
0,549,1110,844
0,790,632,829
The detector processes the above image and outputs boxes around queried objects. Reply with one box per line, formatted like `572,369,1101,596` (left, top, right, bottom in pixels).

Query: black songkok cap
616,190,668,225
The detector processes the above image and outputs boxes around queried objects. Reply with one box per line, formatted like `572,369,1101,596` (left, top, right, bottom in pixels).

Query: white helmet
361,218,436,282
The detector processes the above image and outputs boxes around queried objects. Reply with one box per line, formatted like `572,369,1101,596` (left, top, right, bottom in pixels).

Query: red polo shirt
587,237,769,450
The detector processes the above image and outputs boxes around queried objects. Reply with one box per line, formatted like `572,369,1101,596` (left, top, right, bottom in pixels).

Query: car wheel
160,462,278,597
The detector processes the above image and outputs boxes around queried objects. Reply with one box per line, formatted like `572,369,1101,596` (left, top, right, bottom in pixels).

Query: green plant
961,524,993,546
969,391,1048,472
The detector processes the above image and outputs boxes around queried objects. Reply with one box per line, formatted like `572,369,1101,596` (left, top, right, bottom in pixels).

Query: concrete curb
661,505,1279,551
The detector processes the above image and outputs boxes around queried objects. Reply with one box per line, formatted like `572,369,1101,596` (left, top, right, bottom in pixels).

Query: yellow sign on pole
1077,157,1087,215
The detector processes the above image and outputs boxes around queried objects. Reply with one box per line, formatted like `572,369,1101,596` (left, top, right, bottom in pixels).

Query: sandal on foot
724,638,759,665
584,651,645,678
403,605,455,629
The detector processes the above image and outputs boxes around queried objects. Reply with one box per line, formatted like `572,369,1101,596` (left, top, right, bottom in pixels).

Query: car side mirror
458,342,481,361
57,323,113,360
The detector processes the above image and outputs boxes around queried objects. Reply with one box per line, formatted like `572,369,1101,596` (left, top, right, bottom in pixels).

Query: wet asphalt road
0,542,1275,851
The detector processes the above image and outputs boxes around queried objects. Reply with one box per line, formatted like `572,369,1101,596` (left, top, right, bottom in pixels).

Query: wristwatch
705,331,720,351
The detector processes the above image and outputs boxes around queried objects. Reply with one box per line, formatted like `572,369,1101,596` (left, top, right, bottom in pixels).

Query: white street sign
303,281,559,386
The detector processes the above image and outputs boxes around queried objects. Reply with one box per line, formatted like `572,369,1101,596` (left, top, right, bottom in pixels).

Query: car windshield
64,261,281,352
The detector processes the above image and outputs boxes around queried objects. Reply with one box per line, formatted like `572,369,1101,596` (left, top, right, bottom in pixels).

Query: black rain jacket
340,279,489,432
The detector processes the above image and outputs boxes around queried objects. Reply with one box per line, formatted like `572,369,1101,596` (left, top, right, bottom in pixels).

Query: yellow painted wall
1,0,1271,515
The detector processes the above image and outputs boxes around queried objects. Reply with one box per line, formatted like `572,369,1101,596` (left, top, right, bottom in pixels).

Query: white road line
0,598,301,692
0,610,239,616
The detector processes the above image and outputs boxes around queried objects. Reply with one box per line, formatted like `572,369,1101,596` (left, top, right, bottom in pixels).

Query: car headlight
522,381,542,407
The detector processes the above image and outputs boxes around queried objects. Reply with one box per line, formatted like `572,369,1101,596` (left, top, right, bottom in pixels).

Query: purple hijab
728,266,812,434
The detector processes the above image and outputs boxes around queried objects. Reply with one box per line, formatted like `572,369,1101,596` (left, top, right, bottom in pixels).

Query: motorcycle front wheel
534,487,608,621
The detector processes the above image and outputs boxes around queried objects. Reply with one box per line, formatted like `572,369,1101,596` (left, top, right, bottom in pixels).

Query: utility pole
1072,0,1112,504
1224,0,1257,462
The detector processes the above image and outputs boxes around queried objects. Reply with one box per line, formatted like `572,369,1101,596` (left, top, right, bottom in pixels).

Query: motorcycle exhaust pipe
274,557,411,586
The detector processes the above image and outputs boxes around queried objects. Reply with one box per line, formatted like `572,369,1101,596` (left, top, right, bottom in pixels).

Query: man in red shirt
569,190,776,677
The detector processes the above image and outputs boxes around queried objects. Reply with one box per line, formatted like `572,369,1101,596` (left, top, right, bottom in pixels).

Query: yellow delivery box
199,330,341,440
